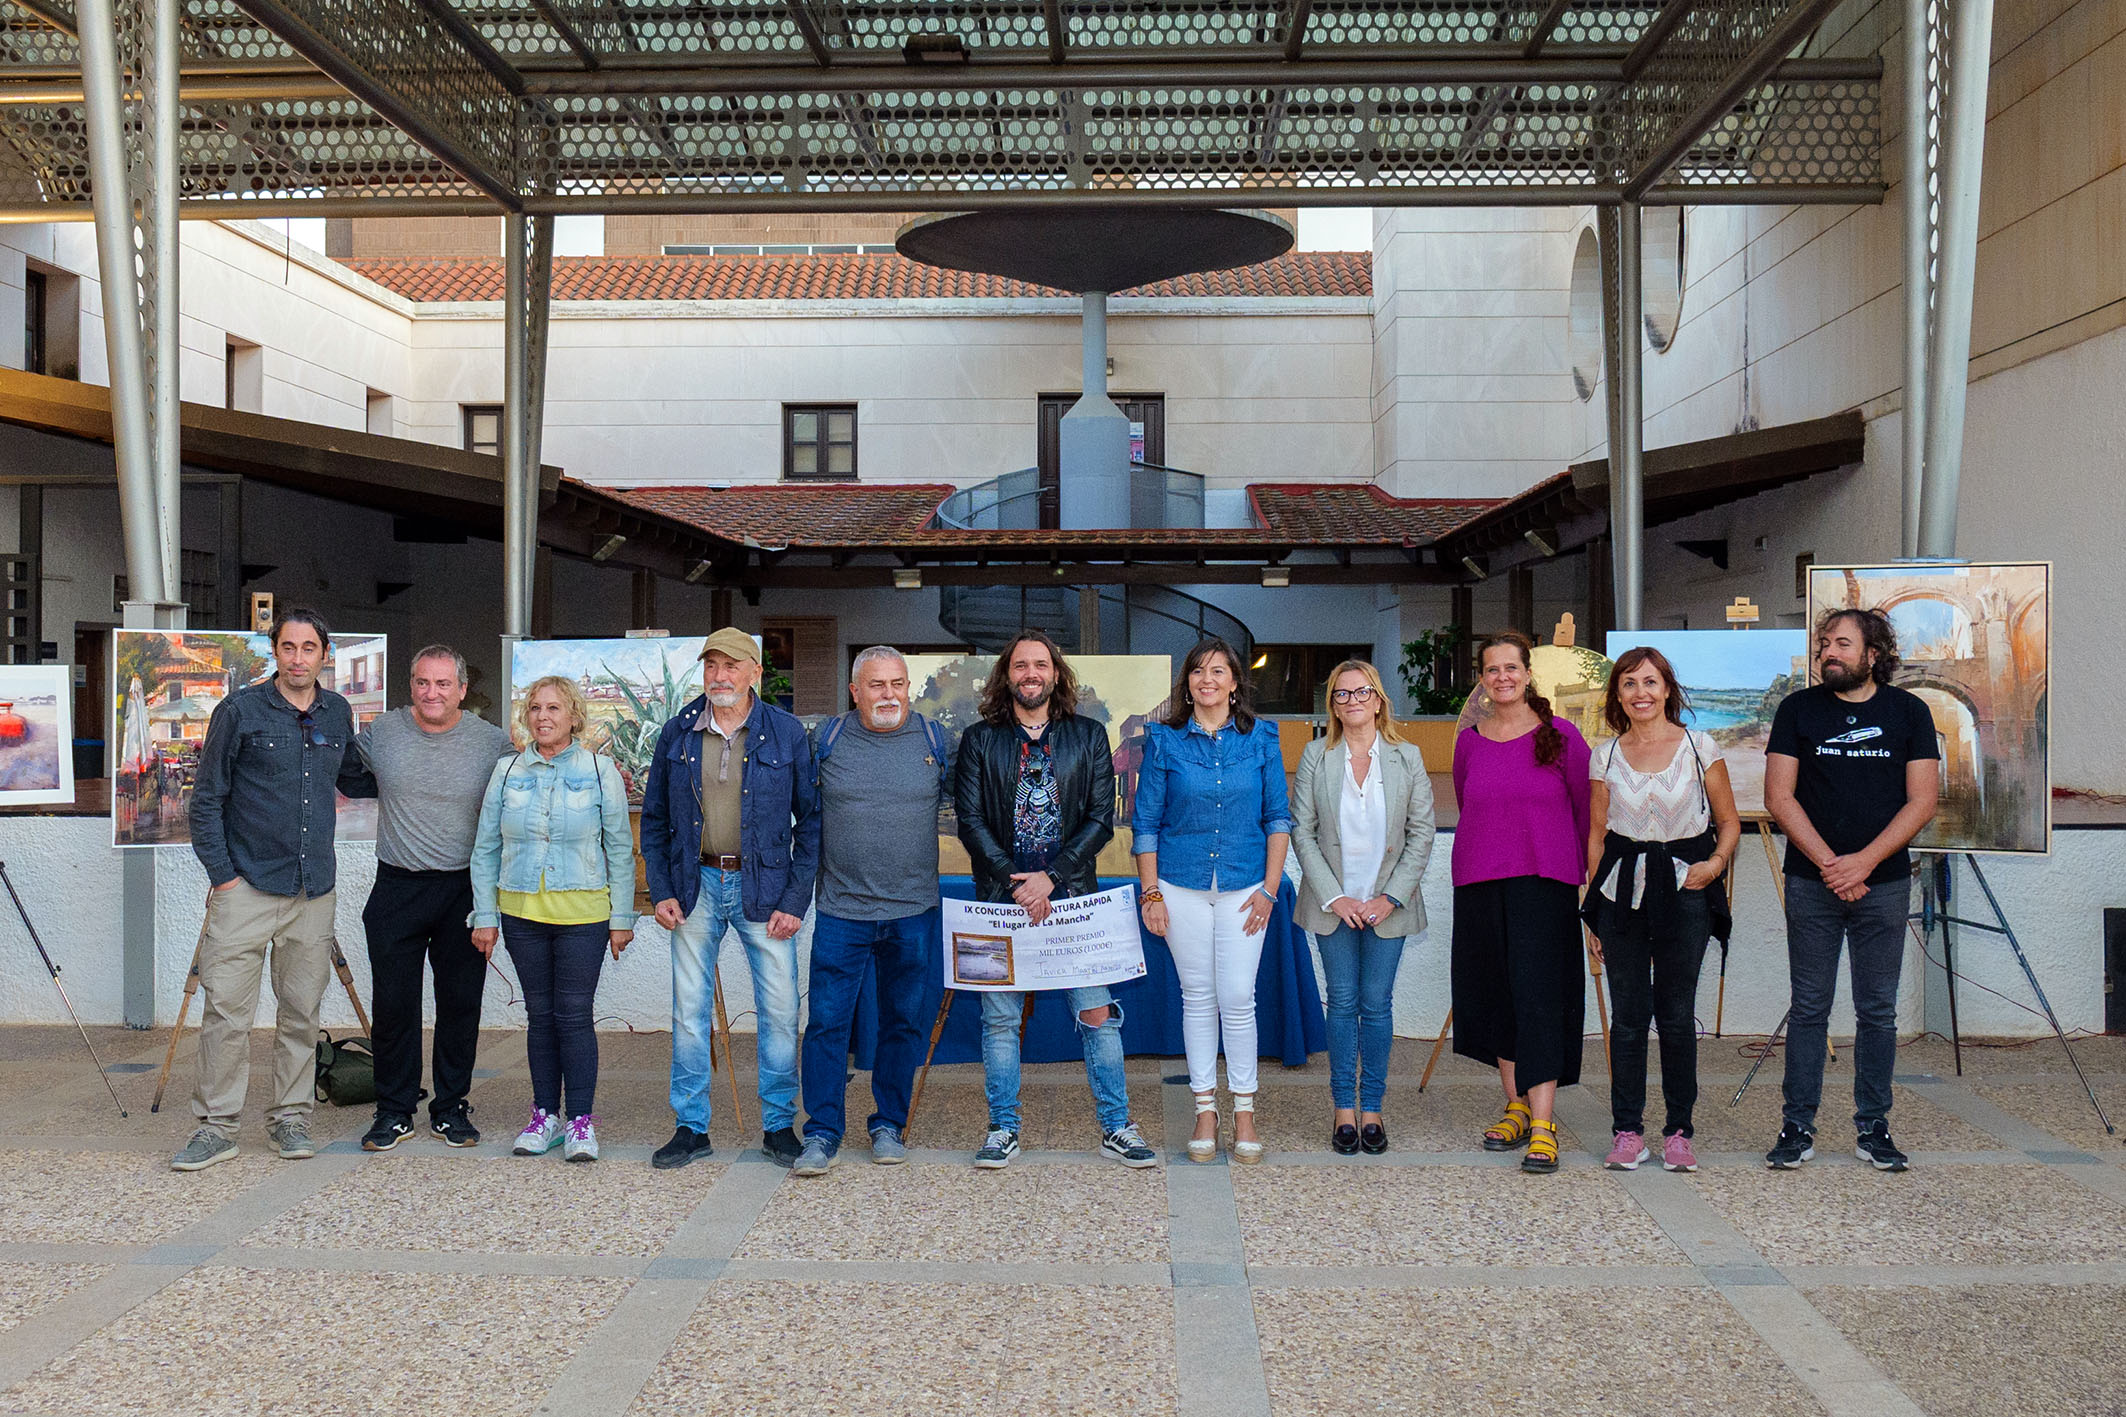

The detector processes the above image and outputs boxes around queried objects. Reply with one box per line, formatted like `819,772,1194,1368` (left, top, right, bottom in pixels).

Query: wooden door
1036,393,1165,529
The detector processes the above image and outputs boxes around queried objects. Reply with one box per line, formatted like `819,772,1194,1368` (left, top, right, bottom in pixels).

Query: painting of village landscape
903,653,1172,845
1808,563,2050,854
0,665,73,806
508,637,707,807
1604,630,1808,816
113,629,388,847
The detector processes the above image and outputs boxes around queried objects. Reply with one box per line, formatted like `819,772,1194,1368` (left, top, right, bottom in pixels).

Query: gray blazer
1290,735,1436,939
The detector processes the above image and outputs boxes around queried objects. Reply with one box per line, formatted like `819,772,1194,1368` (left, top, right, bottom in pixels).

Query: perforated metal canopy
0,0,1882,218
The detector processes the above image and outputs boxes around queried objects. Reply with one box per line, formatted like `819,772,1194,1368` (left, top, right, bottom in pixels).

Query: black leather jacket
953,713,1115,903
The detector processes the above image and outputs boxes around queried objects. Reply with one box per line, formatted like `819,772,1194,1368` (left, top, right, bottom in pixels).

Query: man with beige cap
639,627,820,1170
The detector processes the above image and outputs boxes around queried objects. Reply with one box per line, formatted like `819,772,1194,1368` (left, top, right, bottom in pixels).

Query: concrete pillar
1058,291,1132,529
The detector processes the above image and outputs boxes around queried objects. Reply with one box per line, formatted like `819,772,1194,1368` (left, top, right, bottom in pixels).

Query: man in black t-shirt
1762,608,1939,1174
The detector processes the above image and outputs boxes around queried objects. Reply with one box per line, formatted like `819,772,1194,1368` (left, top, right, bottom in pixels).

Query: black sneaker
761,1126,803,1168
362,1112,414,1152
1100,1123,1159,1169
430,1103,480,1148
1855,1121,1910,1172
973,1127,1021,1170
651,1126,713,1170
1765,1124,1815,1170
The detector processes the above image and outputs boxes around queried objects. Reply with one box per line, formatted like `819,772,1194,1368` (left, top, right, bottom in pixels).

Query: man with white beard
790,646,955,1176
642,627,820,1170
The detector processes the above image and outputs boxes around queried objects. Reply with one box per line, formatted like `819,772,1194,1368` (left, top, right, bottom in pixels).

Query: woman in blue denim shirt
470,676,637,1162
1133,638,1291,1164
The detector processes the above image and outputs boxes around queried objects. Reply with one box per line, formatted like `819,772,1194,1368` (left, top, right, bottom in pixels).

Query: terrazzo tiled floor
4,1025,2126,1416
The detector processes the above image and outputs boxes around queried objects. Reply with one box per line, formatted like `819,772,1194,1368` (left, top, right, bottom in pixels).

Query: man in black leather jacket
953,630,1157,1171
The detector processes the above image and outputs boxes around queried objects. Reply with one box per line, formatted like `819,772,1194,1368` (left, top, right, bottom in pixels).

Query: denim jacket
469,741,637,929
1130,717,1292,892
639,692,820,922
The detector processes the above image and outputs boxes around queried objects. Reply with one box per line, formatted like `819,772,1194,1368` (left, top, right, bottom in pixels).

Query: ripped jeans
979,985,1131,1136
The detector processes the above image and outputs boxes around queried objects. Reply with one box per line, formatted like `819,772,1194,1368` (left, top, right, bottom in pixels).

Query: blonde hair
517,674,589,743
1322,659,1402,749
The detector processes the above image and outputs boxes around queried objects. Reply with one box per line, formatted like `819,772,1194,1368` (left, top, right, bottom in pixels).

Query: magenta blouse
1450,721,1593,888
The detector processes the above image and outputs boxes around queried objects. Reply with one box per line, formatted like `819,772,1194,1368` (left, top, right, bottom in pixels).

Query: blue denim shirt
468,741,637,929
1130,717,1292,892
189,678,374,896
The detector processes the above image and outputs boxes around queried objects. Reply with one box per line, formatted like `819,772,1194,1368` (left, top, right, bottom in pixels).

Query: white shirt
1335,738,1390,904
1593,729,1723,906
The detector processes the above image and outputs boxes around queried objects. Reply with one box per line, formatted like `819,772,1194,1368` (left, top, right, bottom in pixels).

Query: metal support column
150,0,181,593
74,0,164,607
1900,0,1937,556
1601,202,1646,632
502,213,553,640
1917,0,1995,558
1059,291,1131,529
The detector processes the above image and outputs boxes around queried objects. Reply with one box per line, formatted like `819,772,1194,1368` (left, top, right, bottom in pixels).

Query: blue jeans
1316,923,1406,1113
980,986,1130,1136
669,865,800,1133
1781,874,1908,1134
502,915,607,1120
801,908,935,1146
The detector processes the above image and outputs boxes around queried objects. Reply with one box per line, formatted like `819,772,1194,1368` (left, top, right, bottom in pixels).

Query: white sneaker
563,1115,599,1162
512,1107,563,1156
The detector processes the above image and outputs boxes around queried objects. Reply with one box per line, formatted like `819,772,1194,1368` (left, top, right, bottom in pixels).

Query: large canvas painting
1603,630,1808,815
0,665,73,806
113,629,388,847
509,636,708,807
903,653,1174,843
1807,562,2050,854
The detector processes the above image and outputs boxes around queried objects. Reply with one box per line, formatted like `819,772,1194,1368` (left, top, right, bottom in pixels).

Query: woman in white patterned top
1582,645,1740,1175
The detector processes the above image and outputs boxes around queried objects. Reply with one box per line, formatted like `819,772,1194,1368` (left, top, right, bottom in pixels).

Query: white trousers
1161,879,1265,1096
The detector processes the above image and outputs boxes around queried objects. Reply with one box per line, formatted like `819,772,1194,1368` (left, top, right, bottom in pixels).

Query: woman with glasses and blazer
1290,660,1436,1154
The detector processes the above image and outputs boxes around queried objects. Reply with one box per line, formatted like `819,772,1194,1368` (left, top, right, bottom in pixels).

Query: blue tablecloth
849,877,1325,1068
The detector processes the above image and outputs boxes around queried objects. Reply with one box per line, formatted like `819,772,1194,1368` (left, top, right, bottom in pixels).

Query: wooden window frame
783,403,858,482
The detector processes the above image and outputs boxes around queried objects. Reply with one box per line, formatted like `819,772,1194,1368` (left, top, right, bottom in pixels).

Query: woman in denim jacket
1133,637,1291,1164
471,675,637,1162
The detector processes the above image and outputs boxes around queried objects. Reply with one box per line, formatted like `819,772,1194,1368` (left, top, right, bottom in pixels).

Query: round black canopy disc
895,207,1295,293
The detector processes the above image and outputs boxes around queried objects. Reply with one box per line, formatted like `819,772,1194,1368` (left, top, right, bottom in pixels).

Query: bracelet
1253,888,1276,907
1140,889,1164,905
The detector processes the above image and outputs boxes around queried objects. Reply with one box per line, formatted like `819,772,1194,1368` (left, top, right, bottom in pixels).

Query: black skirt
1451,876,1585,1090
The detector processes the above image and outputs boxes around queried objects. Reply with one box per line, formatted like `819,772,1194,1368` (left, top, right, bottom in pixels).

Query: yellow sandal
1482,1100,1532,1152
1522,1118,1560,1174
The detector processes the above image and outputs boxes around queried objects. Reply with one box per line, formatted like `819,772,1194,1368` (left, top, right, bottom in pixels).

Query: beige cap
699,626,762,665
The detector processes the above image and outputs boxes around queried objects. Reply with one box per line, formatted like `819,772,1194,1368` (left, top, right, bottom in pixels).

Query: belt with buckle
700,852,743,870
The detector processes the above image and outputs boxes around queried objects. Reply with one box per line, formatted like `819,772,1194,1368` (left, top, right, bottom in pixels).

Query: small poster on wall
113,629,388,847
1807,562,2050,855
0,665,74,807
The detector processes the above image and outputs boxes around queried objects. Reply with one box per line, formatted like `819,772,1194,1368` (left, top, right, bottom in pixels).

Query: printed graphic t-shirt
1767,682,1940,886
1012,726,1063,874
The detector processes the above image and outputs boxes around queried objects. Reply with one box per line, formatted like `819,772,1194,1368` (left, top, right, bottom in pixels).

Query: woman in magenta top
1450,631,1592,1174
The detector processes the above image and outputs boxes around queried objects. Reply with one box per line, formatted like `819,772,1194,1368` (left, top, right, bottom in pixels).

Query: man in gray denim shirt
172,609,375,1173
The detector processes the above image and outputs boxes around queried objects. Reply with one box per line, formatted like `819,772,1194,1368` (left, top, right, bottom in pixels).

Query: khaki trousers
189,880,337,1138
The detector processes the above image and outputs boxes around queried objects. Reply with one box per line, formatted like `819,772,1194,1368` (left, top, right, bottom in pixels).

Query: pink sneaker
1662,1133,1699,1172
1604,1130,1649,1170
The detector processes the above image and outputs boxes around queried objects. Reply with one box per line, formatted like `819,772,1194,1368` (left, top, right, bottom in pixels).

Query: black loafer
1331,1123,1360,1155
1360,1122,1388,1155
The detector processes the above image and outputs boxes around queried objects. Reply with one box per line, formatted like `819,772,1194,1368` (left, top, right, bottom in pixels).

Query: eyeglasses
295,709,328,749
1330,687,1377,704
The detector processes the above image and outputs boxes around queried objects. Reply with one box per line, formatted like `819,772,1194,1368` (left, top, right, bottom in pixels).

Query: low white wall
2,817,2118,1046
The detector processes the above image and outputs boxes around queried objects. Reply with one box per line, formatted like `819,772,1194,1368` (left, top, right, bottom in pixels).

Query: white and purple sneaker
512,1108,563,1157
563,1115,600,1163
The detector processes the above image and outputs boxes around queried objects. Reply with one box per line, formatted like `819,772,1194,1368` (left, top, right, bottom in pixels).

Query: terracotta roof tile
339,251,1370,304
602,479,1495,551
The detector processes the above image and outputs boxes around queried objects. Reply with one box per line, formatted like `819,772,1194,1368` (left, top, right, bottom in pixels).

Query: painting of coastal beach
1603,630,1807,815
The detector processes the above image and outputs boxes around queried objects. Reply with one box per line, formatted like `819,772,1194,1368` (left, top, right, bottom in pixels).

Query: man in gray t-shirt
791,646,953,1176
350,645,510,1152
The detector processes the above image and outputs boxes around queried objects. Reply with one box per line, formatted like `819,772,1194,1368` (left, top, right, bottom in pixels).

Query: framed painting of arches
1807,562,2050,855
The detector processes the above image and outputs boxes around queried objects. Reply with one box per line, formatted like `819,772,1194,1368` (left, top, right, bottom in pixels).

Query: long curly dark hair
978,629,1079,725
1160,636,1257,734
1815,607,1901,687
1476,630,1565,768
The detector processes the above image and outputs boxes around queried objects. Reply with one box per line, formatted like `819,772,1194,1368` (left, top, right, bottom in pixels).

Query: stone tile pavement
3,1025,2126,1415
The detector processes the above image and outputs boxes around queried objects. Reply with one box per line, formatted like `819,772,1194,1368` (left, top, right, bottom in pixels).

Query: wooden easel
905,991,1035,1143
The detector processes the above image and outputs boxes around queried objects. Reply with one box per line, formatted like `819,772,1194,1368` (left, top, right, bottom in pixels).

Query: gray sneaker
869,1125,908,1165
267,1118,316,1160
171,1127,237,1172
791,1135,838,1177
